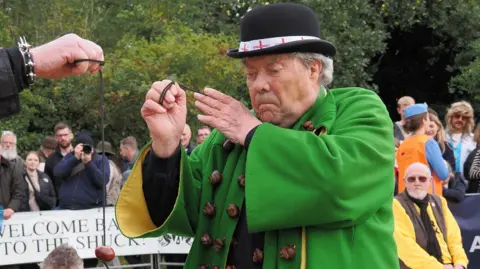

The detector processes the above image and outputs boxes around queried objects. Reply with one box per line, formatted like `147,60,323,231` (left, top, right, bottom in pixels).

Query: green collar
292,86,334,132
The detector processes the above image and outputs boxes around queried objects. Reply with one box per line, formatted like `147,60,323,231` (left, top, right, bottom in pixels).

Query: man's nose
251,74,270,92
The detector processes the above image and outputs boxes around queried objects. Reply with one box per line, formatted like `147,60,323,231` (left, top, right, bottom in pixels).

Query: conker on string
95,246,115,262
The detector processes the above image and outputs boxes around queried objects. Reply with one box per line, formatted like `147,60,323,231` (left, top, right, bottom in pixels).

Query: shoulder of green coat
329,87,390,121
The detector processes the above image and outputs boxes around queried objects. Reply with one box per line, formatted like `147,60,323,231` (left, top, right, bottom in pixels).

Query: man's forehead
406,166,431,177
243,54,292,66
2,135,14,141
56,128,71,134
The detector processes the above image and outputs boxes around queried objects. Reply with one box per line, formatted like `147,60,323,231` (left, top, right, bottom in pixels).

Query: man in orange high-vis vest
397,103,450,195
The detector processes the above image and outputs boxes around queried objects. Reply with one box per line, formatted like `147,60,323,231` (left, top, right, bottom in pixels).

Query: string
73,59,108,263
158,81,202,105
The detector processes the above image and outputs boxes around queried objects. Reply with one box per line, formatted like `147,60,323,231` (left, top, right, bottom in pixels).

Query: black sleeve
443,145,456,172
0,48,27,119
244,125,259,150
6,47,28,90
142,145,181,227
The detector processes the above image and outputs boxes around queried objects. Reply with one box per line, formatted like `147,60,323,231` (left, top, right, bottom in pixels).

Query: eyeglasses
453,114,470,121
406,176,428,183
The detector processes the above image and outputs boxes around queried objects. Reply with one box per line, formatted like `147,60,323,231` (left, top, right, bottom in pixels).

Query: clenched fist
141,80,187,157
31,33,104,79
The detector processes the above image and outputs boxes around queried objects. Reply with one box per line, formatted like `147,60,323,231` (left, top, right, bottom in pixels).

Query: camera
82,144,92,154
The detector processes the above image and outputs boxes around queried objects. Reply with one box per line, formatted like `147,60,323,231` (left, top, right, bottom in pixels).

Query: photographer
53,132,110,210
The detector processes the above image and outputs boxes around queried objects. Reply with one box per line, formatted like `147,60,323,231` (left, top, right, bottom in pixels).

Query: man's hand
194,88,261,145
74,144,83,160
81,151,93,164
3,208,15,220
443,265,454,269
454,264,466,269
141,80,187,158
30,33,104,79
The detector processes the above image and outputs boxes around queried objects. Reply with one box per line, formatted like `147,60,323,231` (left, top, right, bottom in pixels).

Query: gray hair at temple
41,244,84,269
291,52,334,86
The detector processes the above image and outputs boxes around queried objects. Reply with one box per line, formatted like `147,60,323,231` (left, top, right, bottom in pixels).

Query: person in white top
445,101,476,179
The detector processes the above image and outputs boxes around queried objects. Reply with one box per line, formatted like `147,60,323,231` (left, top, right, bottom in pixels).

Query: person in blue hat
396,103,450,195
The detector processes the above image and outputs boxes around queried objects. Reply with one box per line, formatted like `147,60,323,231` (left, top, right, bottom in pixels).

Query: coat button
253,248,264,264
225,266,236,269
203,202,216,218
213,238,225,252
197,265,209,269
223,140,235,152
226,204,239,218
237,175,245,188
280,245,296,260
302,121,315,131
200,233,212,247
209,170,222,185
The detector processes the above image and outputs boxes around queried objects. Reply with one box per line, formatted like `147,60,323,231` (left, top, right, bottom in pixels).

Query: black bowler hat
227,3,336,58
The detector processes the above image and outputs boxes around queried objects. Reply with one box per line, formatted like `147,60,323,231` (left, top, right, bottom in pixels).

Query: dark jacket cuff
244,125,260,150
6,47,28,90
147,144,181,174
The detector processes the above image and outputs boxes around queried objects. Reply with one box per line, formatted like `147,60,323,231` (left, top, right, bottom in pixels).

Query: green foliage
299,0,388,89
449,39,480,100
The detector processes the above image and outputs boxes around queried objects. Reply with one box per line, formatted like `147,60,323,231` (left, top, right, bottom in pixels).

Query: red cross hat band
239,35,320,52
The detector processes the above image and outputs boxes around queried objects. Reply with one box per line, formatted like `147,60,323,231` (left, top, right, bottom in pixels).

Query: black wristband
5,47,28,91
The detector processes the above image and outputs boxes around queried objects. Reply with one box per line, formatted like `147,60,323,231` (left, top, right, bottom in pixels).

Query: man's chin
409,191,427,200
59,143,71,149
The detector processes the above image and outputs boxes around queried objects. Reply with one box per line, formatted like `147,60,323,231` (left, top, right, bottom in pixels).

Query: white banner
0,207,192,265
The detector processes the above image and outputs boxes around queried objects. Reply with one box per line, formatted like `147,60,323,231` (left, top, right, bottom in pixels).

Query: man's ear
309,59,323,82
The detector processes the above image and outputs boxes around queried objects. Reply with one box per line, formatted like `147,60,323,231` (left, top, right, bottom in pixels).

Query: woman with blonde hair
427,109,456,170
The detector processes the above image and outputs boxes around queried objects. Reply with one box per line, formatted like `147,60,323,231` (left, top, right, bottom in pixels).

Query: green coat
115,87,399,269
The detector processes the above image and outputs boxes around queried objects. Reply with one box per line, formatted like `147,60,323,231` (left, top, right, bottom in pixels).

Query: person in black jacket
0,154,26,220
0,33,104,120
45,122,74,203
20,151,56,212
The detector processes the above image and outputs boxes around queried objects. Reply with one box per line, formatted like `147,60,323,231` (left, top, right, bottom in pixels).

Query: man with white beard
393,162,468,269
0,131,25,185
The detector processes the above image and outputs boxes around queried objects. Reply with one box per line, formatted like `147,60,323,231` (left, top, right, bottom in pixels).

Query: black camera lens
83,144,92,154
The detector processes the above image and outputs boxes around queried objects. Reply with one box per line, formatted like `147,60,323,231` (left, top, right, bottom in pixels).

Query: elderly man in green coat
115,2,398,269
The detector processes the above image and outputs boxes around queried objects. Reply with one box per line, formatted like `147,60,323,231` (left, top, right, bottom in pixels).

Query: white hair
291,52,334,86
1,130,17,144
